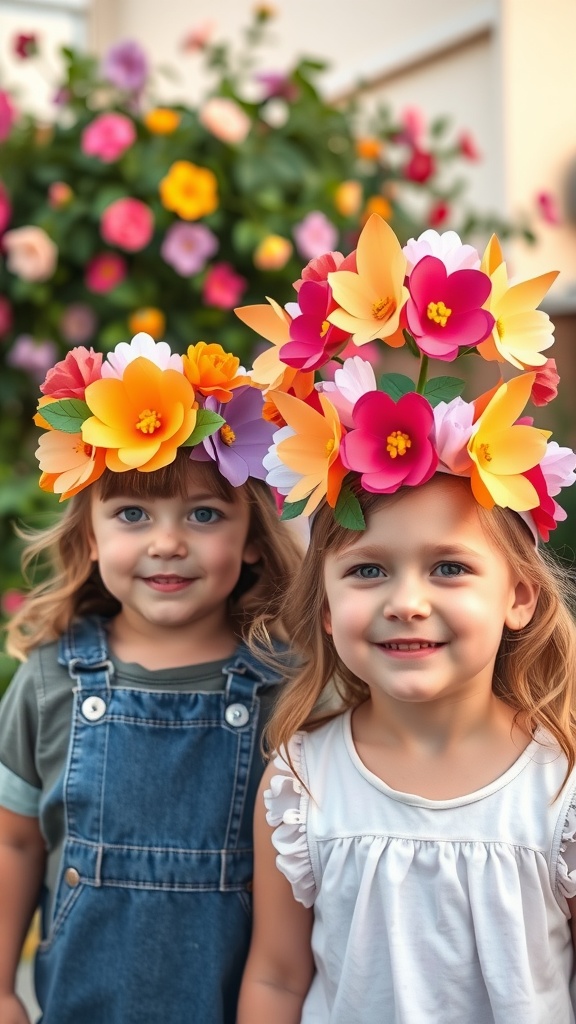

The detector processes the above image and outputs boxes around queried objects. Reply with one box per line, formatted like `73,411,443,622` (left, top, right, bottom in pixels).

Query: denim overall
34,616,281,1024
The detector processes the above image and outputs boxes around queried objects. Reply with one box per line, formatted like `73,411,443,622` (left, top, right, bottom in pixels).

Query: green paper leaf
181,410,225,447
378,373,415,401
334,486,365,531
280,497,308,520
422,376,466,408
38,398,91,433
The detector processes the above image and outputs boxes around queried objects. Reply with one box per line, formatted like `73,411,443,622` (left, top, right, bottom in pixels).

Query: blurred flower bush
0,7,535,686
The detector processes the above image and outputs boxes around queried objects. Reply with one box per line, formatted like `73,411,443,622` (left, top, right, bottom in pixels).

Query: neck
107,614,238,670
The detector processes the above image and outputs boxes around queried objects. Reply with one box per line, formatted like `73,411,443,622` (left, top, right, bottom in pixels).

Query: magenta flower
0,296,13,337
0,91,15,143
293,211,338,261
161,221,218,276
81,112,136,163
405,256,494,361
341,390,438,493
255,71,299,103
101,197,154,251
101,40,149,92
280,280,349,371
85,253,127,293
40,346,103,400
7,335,58,383
14,33,38,59
59,304,98,345
404,148,435,183
189,387,275,486
0,181,12,234
202,262,247,309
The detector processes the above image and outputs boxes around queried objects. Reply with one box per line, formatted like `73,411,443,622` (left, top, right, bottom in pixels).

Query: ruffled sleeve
263,733,317,907
558,796,576,900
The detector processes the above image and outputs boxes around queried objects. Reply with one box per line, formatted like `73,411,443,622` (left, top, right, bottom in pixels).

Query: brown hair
256,475,576,780
6,451,303,660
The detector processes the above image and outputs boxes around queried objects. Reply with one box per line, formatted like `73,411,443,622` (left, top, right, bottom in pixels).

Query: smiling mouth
381,641,442,651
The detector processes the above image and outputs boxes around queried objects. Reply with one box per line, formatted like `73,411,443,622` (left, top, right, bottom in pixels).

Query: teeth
384,642,437,650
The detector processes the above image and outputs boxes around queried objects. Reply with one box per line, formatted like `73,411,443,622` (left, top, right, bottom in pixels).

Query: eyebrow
333,541,481,563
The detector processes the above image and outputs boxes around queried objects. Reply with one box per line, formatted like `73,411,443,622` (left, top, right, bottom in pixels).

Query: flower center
320,319,330,337
427,300,452,327
325,438,335,457
479,442,492,463
74,440,94,458
496,317,504,338
136,409,162,434
386,430,411,458
220,424,236,445
372,296,394,320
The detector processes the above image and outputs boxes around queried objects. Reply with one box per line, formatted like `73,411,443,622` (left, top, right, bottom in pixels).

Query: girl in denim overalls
0,335,302,1024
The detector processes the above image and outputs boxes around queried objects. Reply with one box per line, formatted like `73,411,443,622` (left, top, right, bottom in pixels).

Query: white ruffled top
264,711,576,1024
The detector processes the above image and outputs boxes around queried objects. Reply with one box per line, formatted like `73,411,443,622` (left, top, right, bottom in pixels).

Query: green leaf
38,398,91,433
181,410,225,447
422,376,466,408
334,486,365,530
280,497,309,521
378,373,415,400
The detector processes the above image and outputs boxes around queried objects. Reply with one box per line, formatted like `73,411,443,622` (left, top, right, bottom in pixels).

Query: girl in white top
238,473,576,1024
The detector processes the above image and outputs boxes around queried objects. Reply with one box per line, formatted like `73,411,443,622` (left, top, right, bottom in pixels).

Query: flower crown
34,332,275,500
235,214,576,540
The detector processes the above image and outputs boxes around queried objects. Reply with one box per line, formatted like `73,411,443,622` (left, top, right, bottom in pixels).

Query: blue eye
191,507,221,524
354,565,384,579
433,562,466,578
118,507,148,523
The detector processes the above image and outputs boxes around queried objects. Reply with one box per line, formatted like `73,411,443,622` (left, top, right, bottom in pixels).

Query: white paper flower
101,332,183,378
403,229,480,274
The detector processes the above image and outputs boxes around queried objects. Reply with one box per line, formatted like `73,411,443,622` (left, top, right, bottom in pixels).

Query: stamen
136,409,161,434
427,300,452,327
220,424,236,446
479,442,492,463
372,297,393,320
320,319,330,337
496,317,504,338
386,430,411,458
325,438,335,457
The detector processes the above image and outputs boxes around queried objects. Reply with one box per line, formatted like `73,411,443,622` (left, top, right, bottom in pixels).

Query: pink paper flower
40,346,103,399
0,91,16,143
199,97,251,145
161,221,218,275
101,40,149,92
203,262,247,308
85,252,127,293
280,280,349,371
293,211,338,261
0,181,12,235
293,250,355,292
101,197,154,251
432,397,475,476
3,225,58,281
316,355,376,427
405,256,494,361
341,390,438,493
0,296,13,337
7,335,58,382
81,112,136,163
530,358,560,406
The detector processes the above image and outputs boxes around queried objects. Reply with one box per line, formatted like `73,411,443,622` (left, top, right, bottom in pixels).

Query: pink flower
403,229,480,275
81,112,136,163
1,588,25,617
293,211,338,261
536,191,561,226
341,390,438,493
0,181,12,234
3,226,58,281
40,346,103,399
101,197,154,251
7,335,58,382
428,201,450,227
293,250,356,292
48,181,73,208
530,358,560,406
459,132,480,160
0,91,16,143
316,356,376,427
203,262,247,308
404,148,435,183
280,280,349,371
432,397,475,476
181,21,215,52
0,296,13,337
199,97,251,145
398,106,425,146
405,256,494,361
101,40,149,92
14,33,38,59
255,71,299,103
161,221,218,275
85,252,127,293
59,304,98,345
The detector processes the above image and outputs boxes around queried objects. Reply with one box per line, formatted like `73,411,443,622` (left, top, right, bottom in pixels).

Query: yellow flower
272,391,348,514
355,137,382,161
82,357,197,473
477,234,559,370
327,213,409,346
362,195,392,223
234,298,313,398
253,234,292,271
36,429,107,500
182,342,251,402
144,108,181,134
334,180,362,218
128,307,166,339
159,161,218,220
468,372,550,511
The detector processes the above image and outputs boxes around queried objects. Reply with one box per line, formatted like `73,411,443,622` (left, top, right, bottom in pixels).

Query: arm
0,806,46,1024
237,764,315,1024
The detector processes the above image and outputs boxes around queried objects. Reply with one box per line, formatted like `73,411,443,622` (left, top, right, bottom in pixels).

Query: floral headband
34,332,275,500
235,214,576,540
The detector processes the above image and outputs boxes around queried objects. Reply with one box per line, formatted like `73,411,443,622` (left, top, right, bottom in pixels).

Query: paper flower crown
34,332,275,500
235,214,576,540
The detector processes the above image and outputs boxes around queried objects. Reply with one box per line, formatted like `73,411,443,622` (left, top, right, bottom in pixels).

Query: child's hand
0,992,32,1024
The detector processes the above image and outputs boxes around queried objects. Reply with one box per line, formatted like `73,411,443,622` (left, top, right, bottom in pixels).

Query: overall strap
223,642,285,703
57,615,114,693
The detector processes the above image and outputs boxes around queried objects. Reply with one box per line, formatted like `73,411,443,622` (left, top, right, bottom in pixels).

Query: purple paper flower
161,221,218,276
189,387,276,486
7,335,58,382
101,40,149,92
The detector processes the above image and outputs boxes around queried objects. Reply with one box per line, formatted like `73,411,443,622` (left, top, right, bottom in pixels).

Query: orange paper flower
36,429,106,500
234,298,314,399
182,341,251,402
271,391,348,514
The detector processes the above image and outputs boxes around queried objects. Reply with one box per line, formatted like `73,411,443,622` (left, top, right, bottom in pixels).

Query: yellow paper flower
253,234,292,271
327,213,409,346
182,341,251,402
82,357,197,473
477,234,559,370
159,160,218,220
272,390,348,514
144,108,181,134
128,307,166,339
234,298,314,398
334,180,362,218
468,372,550,511
36,429,107,500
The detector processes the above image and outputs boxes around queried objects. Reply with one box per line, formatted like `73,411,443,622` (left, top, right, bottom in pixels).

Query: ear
88,533,98,563
505,576,539,631
322,603,332,635
242,539,261,566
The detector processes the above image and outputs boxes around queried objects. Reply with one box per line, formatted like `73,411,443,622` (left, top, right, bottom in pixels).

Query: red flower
405,148,436,184
428,200,450,227
14,33,38,59
202,262,247,309
459,132,480,161
530,358,560,406
40,347,103,400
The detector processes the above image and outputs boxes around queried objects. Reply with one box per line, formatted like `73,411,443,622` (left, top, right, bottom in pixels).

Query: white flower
263,425,301,494
316,356,376,427
540,441,576,496
403,229,480,274
433,397,475,476
101,332,183,378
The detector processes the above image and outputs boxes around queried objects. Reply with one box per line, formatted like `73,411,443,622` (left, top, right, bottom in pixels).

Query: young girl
0,334,302,1024
234,216,576,1022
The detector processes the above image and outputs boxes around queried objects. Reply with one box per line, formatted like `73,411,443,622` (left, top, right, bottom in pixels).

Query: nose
383,573,430,621
147,524,188,559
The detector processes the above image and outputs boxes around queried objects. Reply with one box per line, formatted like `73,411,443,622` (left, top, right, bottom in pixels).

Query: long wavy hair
254,475,576,783
6,451,303,660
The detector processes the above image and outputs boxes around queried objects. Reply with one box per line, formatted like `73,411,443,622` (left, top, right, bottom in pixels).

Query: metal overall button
225,703,250,727
81,695,107,721
64,867,81,887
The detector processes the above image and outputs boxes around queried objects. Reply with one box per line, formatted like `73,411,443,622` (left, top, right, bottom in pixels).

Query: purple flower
59,303,98,345
189,387,276,486
161,221,218,276
293,211,338,261
255,72,299,103
101,40,149,92
7,335,58,382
